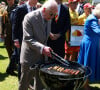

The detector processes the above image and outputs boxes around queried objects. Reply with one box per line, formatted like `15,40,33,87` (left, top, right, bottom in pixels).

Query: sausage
75,70,80,75
53,66,59,70
71,70,76,75
59,67,64,72
63,69,70,73
57,67,62,71
69,69,74,74
48,67,53,70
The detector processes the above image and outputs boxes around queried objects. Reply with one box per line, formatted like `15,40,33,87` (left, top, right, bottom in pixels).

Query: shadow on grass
0,72,9,81
90,86,100,90
0,45,5,48
80,86,100,90
0,55,8,60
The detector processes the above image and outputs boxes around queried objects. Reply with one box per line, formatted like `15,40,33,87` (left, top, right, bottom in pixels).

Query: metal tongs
51,51,70,67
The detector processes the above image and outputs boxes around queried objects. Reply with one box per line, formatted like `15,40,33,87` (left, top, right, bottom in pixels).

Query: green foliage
0,0,7,4
39,0,46,4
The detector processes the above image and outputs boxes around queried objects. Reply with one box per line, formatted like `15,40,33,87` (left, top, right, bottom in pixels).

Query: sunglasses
70,2,78,4
49,12,56,17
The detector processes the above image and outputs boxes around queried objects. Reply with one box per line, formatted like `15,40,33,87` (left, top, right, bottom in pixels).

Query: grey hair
92,3,100,17
42,0,58,11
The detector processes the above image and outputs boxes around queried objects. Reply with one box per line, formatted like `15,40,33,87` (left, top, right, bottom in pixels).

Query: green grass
0,42,100,90
0,42,18,90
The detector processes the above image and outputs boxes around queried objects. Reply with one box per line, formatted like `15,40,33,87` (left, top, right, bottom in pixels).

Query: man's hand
66,41,70,47
42,46,53,57
0,34,4,38
14,40,20,48
49,32,61,40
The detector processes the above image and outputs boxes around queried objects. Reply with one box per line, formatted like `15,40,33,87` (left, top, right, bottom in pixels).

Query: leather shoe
6,69,18,76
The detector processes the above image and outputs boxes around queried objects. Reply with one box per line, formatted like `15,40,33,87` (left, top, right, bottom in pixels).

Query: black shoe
13,65,18,71
6,69,18,76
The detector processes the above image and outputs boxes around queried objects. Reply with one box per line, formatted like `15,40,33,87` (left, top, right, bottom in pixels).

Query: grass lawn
0,42,18,90
0,42,100,90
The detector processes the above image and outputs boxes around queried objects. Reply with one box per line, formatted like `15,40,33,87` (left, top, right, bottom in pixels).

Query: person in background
2,0,17,75
64,0,79,61
76,0,86,16
78,3,100,90
68,0,79,25
63,1,69,7
47,0,71,58
17,0,28,5
19,0,58,90
0,2,7,39
36,2,42,8
78,3,92,25
11,0,37,80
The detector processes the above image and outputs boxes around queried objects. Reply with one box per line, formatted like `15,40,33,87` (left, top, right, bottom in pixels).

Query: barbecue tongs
51,51,70,67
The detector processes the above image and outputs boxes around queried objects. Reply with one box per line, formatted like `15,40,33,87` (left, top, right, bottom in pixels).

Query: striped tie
30,7,32,11
55,13,58,23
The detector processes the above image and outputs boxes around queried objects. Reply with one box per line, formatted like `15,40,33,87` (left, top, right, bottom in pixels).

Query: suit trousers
5,24,17,72
19,63,44,90
4,33,13,59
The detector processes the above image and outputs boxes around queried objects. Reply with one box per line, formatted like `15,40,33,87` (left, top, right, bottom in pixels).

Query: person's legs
64,53,71,60
70,52,78,61
83,79,90,90
16,47,21,80
19,64,34,90
6,53,18,75
18,62,21,80
4,37,13,59
34,66,45,90
5,39,17,75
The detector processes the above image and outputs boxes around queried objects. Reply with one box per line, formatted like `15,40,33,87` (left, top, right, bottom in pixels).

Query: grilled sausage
53,66,60,70
57,67,62,71
68,69,74,74
59,67,64,72
48,67,53,70
75,70,80,75
63,69,70,73
71,70,76,75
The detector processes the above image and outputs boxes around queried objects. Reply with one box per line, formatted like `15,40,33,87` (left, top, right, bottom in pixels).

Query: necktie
33,7,36,10
30,7,32,11
78,4,83,15
55,13,58,23
30,7,36,11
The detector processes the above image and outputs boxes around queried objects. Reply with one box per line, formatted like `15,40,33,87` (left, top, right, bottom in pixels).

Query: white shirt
26,1,33,12
76,3,80,12
58,4,61,17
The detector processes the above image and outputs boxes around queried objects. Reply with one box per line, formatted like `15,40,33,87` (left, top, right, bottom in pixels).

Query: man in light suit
19,0,58,90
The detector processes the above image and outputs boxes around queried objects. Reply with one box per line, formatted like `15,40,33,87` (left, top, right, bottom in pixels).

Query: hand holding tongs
51,51,70,67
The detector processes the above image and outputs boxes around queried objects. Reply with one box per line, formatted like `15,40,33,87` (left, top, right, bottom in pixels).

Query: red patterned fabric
55,13,58,23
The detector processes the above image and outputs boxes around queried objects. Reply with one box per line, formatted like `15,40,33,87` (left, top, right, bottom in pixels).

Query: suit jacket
20,9,51,66
47,4,71,57
12,4,28,44
51,4,71,36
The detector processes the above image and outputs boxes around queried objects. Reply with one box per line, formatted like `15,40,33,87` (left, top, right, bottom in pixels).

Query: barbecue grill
30,51,91,90
39,52,92,90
